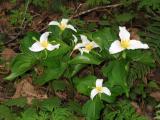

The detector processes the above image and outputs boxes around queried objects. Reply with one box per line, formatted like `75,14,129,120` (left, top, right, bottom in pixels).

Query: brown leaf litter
1,48,16,61
13,77,47,104
150,91,160,101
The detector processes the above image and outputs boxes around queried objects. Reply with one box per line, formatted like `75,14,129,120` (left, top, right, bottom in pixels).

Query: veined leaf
33,62,67,85
102,60,129,95
82,98,104,120
69,53,102,65
73,75,97,95
91,27,117,50
5,54,36,81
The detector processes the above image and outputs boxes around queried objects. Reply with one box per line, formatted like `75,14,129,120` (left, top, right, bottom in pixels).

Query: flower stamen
59,23,66,30
41,41,49,48
96,86,103,92
121,39,130,48
85,43,94,51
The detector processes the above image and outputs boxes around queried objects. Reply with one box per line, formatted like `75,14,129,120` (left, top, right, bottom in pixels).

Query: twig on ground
20,0,30,28
70,3,122,19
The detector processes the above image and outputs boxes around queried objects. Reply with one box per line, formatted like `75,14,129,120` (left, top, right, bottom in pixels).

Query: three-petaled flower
90,79,111,100
49,19,77,32
109,26,149,54
73,35,100,55
29,32,60,52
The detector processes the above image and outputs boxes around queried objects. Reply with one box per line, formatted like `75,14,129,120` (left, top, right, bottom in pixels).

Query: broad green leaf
42,55,69,67
115,12,135,23
91,27,117,49
65,64,86,78
127,50,154,66
52,80,66,91
4,97,27,107
73,75,97,95
69,64,86,77
101,85,124,103
5,54,36,81
33,62,67,85
67,101,82,115
82,98,104,120
69,53,102,65
102,60,129,95
47,41,70,57
62,29,75,44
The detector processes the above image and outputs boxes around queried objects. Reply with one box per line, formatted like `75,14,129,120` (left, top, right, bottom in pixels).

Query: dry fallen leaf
0,1,14,11
131,101,143,115
150,91,160,101
1,48,16,61
13,77,47,104
55,91,67,100
129,28,140,40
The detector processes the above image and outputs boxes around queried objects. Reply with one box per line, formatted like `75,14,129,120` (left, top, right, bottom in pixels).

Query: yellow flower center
121,39,130,48
85,43,94,51
59,23,66,30
96,86,103,92
41,41,49,48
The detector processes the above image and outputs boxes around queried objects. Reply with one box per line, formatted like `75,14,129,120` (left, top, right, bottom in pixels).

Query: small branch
1,32,22,46
20,0,30,28
70,3,122,19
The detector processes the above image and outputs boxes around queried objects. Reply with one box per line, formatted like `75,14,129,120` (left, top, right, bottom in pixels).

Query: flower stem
44,50,48,59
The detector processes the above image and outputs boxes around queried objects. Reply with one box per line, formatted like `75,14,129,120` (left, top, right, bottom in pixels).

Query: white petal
119,26,130,40
90,88,98,100
78,48,84,55
109,40,125,54
80,35,90,44
91,41,99,48
102,87,111,96
96,79,103,87
128,40,149,50
72,34,78,43
40,32,51,43
49,21,60,26
74,43,85,50
67,24,77,32
61,19,69,25
29,42,45,52
47,44,60,51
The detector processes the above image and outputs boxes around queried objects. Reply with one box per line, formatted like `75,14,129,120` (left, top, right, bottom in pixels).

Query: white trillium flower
90,79,111,100
109,26,149,54
73,35,99,55
29,32,60,52
49,19,77,32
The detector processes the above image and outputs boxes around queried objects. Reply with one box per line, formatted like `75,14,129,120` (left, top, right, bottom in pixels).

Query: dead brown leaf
129,28,140,40
55,91,67,100
131,101,143,115
1,48,16,61
0,1,14,11
150,91,160,101
13,77,47,104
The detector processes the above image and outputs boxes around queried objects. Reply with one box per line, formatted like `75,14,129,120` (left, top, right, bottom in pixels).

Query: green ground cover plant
0,0,160,120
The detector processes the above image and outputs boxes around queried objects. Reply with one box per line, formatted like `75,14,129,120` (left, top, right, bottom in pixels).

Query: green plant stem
44,50,48,59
